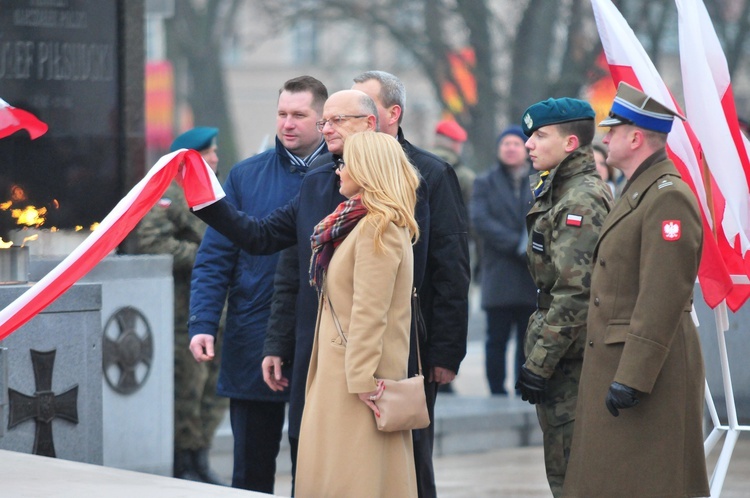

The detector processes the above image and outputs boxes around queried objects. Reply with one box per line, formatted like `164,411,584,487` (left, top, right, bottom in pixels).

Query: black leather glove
515,365,548,405
605,381,640,417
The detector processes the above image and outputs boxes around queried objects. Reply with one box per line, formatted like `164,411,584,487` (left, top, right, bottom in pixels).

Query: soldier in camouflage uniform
514,99,613,497
135,127,228,484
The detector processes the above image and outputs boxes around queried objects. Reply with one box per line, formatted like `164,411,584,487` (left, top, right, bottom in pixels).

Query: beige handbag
328,289,430,432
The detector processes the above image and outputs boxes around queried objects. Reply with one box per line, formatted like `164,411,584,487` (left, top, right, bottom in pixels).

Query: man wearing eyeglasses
187,75,328,493
190,88,378,492
262,71,470,498
351,70,469,498
190,75,469,496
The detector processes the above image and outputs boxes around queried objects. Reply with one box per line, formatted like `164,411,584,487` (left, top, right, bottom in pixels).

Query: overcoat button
589,341,594,346
594,297,600,306
600,258,606,267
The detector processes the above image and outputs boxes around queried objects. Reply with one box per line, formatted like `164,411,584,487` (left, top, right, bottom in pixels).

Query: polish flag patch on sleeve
566,214,583,227
662,220,681,241
157,197,172,208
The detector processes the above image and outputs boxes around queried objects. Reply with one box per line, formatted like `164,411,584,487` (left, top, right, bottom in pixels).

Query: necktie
533,171,550,199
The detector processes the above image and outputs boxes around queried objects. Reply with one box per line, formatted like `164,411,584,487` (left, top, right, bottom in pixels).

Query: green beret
170,126,219,153
521,98,595,136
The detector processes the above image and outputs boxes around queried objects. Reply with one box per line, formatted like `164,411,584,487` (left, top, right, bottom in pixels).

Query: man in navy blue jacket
187,75,328,493
193,73,470,498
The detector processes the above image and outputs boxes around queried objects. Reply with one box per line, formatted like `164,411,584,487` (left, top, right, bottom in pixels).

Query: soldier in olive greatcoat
562,82,709,498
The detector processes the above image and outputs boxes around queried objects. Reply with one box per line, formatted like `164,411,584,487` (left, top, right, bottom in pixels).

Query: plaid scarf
309,195,368,291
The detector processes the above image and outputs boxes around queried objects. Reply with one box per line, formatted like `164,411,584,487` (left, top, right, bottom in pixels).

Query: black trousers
229,398,286,493
485,305,534,394
288,382,439,498
414,379,439,498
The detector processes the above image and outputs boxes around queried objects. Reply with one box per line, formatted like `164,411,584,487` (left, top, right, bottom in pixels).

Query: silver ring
369,395,377,401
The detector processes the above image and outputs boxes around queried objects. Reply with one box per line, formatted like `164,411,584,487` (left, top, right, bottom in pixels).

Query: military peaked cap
522,98,595,136
170,126,219,153
599,82,685,133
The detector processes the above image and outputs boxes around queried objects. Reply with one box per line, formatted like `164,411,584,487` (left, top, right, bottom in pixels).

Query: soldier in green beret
515,97,613,497
135,127,228,484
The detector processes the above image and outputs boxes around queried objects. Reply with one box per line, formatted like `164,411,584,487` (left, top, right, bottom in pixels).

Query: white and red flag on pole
0,149,225,341
0,98,48,140
590,0,739,309
676,0,750,310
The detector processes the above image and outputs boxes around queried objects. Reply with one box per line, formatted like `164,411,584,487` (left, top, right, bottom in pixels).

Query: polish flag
0,98,48,140
676,0,750,310
591,0,737,309
0,149,225,340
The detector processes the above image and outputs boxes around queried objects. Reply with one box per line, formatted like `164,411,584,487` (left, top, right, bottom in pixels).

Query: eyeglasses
315,115,368,132
333,158,346,172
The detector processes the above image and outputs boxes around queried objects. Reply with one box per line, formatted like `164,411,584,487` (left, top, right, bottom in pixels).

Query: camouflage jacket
524,145,613,378
135,182,205,330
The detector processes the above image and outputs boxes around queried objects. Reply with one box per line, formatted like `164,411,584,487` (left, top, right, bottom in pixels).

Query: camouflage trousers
535,358,582,498
174,326,229,451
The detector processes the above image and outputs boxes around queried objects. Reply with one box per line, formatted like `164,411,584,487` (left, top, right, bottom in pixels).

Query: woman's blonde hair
343,131,420,250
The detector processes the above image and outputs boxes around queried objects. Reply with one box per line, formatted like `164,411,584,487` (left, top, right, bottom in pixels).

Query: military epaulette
657,178,674,190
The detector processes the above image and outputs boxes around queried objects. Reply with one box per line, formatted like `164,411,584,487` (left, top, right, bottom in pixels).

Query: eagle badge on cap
662,220,681,241
524,113,533,131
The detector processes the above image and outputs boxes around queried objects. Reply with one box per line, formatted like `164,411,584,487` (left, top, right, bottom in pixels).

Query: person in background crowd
188,76,328,493
432,119,475,209
135,126,228,484
515,98,613,497
562,82,709,498
431,118,479,286
471,125,536,396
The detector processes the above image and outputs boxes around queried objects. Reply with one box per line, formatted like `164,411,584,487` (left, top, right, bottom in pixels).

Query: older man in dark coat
562,82,709,498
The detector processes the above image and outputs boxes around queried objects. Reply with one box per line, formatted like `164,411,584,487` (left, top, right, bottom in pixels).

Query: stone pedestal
30,255,174,475
0,282,103,464
694,285,750,424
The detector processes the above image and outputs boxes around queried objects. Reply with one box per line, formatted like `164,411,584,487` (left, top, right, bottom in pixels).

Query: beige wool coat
562,157,710,497
295,219,417,498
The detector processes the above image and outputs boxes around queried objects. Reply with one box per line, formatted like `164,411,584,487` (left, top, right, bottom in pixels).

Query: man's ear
389,105,402,127
631,128,645,149
367,114,378,131
564,134,580,153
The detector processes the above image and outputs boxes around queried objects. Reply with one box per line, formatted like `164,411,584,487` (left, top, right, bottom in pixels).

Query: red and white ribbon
0,97,48,140
0,149,225,341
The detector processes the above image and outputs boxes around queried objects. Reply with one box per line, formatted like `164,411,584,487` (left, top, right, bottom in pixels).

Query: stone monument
0,281,104,464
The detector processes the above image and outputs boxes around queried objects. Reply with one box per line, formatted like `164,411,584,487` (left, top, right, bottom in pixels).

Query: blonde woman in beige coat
295,131,421,498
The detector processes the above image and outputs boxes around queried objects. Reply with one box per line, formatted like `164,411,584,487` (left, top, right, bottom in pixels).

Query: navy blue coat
470,162,537,309
188,138,321,401
194,130,470,437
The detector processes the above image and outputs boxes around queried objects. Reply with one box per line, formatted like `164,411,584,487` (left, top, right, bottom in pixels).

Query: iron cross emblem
7,349,79,457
